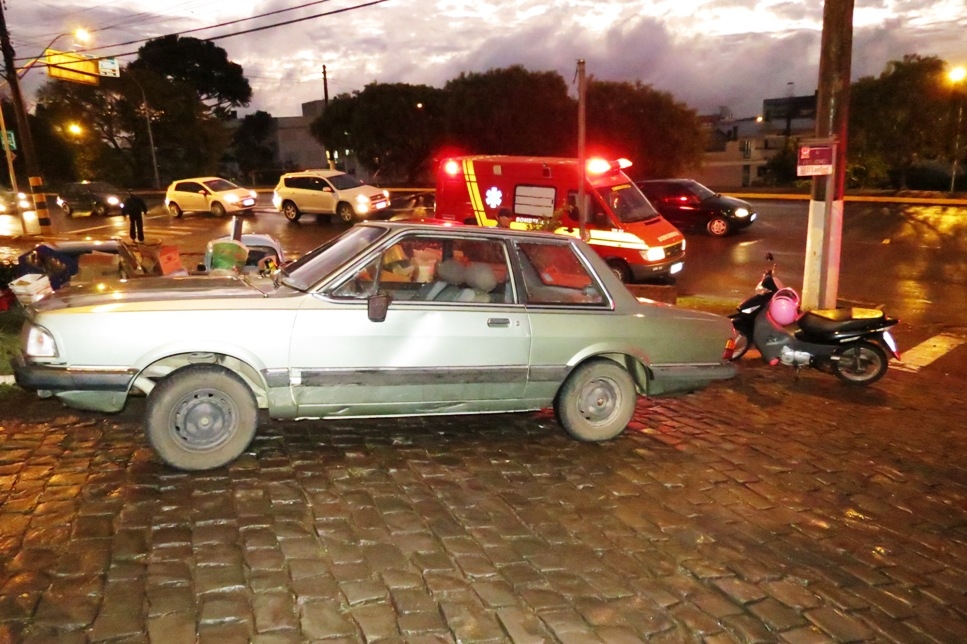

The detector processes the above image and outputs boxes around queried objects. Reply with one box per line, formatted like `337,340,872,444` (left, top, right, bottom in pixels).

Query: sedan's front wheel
556,358,636,442
706,216,730,237
146,364,258,471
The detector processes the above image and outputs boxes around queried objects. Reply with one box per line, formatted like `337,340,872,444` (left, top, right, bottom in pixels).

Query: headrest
465,263,496,292
436,259,466,285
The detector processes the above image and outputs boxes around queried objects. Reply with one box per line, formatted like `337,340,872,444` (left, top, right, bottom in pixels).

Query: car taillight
722,337,736,361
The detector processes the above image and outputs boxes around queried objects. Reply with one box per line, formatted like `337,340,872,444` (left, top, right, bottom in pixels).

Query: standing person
122,191,147,243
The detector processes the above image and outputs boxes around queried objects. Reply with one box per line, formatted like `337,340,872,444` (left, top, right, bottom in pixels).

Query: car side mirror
368,291,391,322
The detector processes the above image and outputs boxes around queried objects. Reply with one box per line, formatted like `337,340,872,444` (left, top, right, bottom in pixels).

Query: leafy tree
129,36,252,119
36,37,246,186
311,83,447,184
231,110,277,183
848,55,950,188
442,66,574,156
586,80,705,179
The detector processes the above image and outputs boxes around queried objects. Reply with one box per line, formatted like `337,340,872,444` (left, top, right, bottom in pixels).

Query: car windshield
281,225,388,291
599,183,661,223
327,173,365,190
203,178,241,192
683,180,717,200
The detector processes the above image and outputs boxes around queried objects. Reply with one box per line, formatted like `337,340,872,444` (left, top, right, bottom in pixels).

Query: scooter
733,254,902,385
728,254,781,360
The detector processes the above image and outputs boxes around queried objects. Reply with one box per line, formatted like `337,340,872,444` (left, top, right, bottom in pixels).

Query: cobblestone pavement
1,352,967,643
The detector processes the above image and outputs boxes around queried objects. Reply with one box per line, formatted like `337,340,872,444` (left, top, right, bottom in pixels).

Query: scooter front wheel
834,341,888,386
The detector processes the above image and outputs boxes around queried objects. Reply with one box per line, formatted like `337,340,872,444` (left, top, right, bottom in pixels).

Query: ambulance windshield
600,183,661,223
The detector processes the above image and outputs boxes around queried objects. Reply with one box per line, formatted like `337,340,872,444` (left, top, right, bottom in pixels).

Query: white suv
272,170,390,223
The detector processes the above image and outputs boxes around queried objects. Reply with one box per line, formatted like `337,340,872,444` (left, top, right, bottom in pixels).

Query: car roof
358,220,571,242
286,169,346,178
636,179,694,185
170,176,226,184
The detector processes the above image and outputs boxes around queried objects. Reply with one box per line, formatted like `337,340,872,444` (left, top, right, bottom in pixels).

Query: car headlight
107,196,120,206
225,194,240,204
248,190,257,199
272,193,281,209
642,247,666,262
25,324,58,358
734,207,750,218
355,194,372,205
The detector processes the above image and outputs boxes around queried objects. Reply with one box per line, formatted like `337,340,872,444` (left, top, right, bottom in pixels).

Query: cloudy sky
8,0,966,120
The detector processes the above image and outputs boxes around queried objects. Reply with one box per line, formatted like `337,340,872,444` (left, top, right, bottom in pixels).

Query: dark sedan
55,181,123,217
635,179,756,237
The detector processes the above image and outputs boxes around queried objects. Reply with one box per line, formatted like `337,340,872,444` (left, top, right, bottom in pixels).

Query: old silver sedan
14,222,736,470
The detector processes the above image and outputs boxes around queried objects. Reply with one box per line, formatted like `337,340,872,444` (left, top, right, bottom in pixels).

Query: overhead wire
13,0,380,64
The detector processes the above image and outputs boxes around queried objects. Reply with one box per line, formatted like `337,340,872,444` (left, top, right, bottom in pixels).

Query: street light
128,74,162,190
0,17,90,235
17,29,91,79
950,66,966,193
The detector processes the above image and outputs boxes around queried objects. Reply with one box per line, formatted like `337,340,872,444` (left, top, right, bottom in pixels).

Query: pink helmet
768,288,801,326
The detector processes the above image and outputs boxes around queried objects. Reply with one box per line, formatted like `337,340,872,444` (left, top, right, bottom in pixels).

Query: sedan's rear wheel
556,358,636,442
337,202,356,223
282,201,302,222
706,216,730,237
146,364,258,471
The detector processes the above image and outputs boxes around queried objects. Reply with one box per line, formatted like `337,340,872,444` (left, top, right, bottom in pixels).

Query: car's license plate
375,201,388,209
670,262,684,275
242,198,255,207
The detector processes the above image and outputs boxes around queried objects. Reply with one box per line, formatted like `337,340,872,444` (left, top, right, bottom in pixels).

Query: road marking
893,333,967,373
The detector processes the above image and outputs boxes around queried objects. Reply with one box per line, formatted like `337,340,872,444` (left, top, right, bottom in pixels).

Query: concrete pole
576,60,587,240
0,3,51,236
802,0,853,310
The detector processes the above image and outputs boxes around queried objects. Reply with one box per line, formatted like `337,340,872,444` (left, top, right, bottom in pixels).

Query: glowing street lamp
0,19,90,235
950,66,966,193
18,28,91,79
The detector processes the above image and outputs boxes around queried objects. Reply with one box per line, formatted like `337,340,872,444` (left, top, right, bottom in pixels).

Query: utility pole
576,59,587,240
323,64,335,170
0,2,52,235
802,0,853,310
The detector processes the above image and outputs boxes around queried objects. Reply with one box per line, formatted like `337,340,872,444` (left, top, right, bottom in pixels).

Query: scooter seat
799,307,885,335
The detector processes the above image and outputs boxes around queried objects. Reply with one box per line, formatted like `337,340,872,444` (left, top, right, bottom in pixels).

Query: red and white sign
797,144,834,177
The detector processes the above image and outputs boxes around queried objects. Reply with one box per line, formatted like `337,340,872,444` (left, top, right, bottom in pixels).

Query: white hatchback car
272,169,390,223
165,177,258,218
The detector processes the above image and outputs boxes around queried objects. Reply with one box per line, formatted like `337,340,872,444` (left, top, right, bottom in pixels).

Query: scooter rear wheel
834,341,888,386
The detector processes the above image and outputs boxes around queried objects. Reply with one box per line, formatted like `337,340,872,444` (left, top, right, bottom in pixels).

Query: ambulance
434,155,686,282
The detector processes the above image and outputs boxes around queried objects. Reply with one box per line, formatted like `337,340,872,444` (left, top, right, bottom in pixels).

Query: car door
510,238,614,402
656,183,698,227
315,176,338,215
286,232,533,416
177,181,207,213
301,175,331,214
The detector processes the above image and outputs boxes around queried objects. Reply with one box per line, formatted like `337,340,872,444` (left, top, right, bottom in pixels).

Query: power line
15,0,389,65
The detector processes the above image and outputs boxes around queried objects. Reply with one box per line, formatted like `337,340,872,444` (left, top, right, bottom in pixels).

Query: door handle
487,318,511,327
